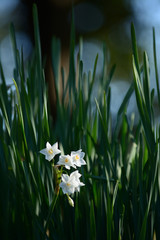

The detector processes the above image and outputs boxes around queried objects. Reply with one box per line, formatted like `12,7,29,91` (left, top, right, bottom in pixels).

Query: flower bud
67,195,74,207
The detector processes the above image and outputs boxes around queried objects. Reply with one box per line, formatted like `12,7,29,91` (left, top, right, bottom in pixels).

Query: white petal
59,182,65,188
52,142,58,150
61,174,70,183
46,155,53,161
79,182,85,186
71,151,76,155
70,170,80,179
54,149,61,155
56,159,62,165
57,155,75,168
65,165,70,170
80,159,86,165
71,149,81,156
60,182,75,195
52,142,61,155
75,187,80,192
59,182,68,194
46,142,51,149
68,186,76,194
39,149,48,155
70,170,81,179
80,152,85,158
74,162,81,167
72,164,77,169
60,155,70,161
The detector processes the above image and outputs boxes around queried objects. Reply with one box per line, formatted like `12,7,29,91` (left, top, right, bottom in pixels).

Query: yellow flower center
65,158,69,163
75,155,79,160
66,183,70,186
48,149,53,154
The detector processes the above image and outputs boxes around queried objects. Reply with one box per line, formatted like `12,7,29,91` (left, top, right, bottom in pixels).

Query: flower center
66,183,70,186
75,155,79,160
65,158,69,163
48,149,53,154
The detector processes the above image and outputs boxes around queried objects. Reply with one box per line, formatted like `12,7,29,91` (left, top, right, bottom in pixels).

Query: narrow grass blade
13,79,27,149
95,98,111,154
131,23,140,76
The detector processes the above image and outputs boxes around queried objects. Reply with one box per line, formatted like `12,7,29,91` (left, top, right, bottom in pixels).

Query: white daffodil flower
70,170,85,192
59,173,78,194
57,154,76,169
59,170,85,195
39,142,61,161
71,149,86,167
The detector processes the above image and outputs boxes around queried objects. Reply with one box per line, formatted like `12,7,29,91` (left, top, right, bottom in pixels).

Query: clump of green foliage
0,4,160,240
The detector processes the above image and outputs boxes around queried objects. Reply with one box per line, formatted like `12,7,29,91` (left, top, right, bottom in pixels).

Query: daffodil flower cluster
40,142,86,207
57,149,86,169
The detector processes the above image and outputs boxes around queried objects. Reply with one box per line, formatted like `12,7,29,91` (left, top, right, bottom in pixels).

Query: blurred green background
0,0,160,118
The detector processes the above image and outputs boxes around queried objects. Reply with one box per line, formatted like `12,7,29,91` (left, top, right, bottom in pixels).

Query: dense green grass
0,4,160,240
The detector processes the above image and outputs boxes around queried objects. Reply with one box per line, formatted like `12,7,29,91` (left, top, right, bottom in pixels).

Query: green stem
44,193,59,234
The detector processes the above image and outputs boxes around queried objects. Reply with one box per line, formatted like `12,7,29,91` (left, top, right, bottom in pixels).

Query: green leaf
132,56,155,153
131,23,140,75
95,98,111,154
13,79,27,149
90,200,96,240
